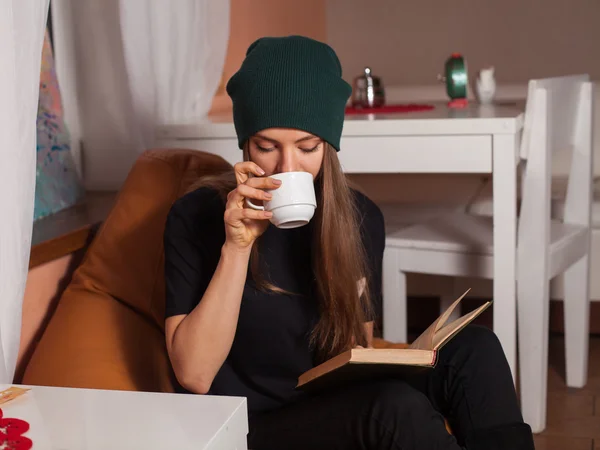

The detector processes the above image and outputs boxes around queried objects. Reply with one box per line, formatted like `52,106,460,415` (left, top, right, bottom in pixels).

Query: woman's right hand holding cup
223,161,281,251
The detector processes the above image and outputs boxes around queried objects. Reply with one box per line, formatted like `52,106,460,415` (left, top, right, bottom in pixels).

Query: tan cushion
71,149,231,329
23,286,175,392
23,149,232,391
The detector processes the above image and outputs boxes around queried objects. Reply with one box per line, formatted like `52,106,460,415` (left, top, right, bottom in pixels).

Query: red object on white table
344,103,435,114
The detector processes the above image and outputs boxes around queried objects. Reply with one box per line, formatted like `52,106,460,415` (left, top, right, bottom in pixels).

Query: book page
409,289,471,350
432,301,492,350
409,315,442,350
351,348,434,366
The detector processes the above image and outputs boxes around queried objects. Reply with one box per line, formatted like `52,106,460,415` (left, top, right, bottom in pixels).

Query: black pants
247,325,534,450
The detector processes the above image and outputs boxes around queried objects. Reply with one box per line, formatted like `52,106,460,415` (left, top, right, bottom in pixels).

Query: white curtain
51,0,230,190
120,1,230,150
0,0,50,383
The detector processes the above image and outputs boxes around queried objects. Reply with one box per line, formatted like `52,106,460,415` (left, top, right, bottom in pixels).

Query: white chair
382,75,594,433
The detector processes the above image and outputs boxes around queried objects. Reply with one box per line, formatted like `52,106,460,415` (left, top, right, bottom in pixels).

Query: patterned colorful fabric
34,30,84,221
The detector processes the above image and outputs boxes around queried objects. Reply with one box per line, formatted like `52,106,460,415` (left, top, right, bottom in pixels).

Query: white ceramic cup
245,171,317,229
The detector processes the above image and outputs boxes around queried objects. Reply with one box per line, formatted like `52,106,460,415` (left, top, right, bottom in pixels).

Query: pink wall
327,0,600,86
211,0,326,114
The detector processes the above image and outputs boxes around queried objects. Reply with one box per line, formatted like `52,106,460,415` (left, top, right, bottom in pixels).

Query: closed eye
300,143,321,153
256,144,276,153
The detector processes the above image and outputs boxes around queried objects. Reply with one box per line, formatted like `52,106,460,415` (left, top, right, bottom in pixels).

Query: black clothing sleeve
163,188,226,318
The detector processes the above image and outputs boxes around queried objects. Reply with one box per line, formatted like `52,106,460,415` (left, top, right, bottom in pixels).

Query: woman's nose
278,148,299,173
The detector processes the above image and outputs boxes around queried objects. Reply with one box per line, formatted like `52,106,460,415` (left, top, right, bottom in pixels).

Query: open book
296,289,491,390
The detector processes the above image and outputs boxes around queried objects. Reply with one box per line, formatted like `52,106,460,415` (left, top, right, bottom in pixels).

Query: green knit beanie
226,35,351,152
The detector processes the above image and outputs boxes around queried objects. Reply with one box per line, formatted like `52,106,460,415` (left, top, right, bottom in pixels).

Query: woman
163,36,534,450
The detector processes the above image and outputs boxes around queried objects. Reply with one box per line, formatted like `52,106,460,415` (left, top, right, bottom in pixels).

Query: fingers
245,176,282,190
236,183,272,203
233,161,265,185
224,207,272,225
226,183,269,209
227,169,282,209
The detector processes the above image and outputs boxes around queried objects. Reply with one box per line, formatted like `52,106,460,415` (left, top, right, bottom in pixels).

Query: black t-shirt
163,186,385,415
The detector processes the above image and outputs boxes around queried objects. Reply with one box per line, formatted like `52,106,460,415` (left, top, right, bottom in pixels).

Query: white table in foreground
157,102,524,379
0,384,248,450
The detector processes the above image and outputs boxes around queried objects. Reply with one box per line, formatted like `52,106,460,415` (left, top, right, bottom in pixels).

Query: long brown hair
187,143,372,360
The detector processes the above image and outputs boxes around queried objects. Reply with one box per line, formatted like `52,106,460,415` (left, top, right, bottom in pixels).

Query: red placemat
345,103,435,115
0,408,32,450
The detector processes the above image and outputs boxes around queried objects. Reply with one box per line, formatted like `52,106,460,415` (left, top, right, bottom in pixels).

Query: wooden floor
534,334,600,450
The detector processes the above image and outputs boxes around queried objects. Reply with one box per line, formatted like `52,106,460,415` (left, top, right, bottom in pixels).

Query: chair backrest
70,148,233,330
518,75,594,271
520,74,591,160
520,75,593,222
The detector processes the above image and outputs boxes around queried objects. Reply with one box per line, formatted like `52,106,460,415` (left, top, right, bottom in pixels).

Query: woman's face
247,128,325,179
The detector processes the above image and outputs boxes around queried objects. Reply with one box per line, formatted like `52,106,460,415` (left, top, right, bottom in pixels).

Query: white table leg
382,247,408,343
492,133,519,384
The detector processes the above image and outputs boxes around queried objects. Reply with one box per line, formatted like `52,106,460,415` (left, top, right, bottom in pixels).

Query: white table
157,102,525,377
0,384,248,449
